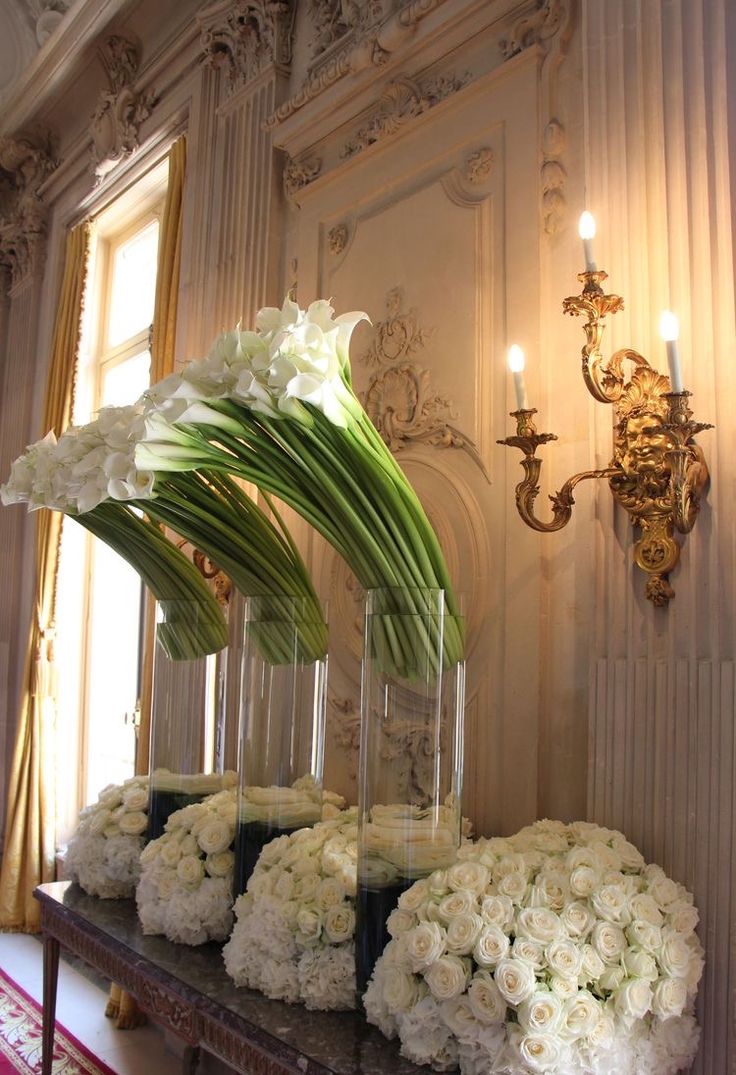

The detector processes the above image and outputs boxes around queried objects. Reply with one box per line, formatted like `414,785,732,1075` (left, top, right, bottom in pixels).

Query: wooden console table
35,881,424,1075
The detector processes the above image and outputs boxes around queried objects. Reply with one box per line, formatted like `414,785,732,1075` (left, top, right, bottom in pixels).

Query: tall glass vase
356,587,465,994
148,599,231,840
232,595,328,896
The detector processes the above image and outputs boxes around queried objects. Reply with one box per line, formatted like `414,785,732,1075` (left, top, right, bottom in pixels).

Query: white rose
667,902,699,935
440,995,479,1041
598,966,625,992
438,890,475,921
467,970,507,1024
626,919,662,953
323,902,355,943
545,939,584,980
424,955,469,1000
273,871,295,900
561,990,601,1039
473,924,510,968
428,869,449,895
383,967,424,1013
517,990,563,1034
196,819,232,855
494,957,536,1006
614,977,652,1020
446,861,489,896
497,872,528,904
580,944,605,981
295,908,323,945
648,875,680,910
511,938,545,970
445,913,484,956
205,850,234,878
480,894,514,930
651,976,687,1019
658,932,692,978
404,921,447,972
179,834,199,857
316,877,344,910
591,921,627,964
118,811,148,836
622,947,658,981
612,838,645,871
549,975,578,1000
589,841,622,872
122,787,149,811
591,883,631,925
176,855,205,886
294,874,320,902
561,901,595,939
569,865,601,898
397,878,430,913
516,907,562,945
534,871,568,911
387,908,415,938
517,1032,564,1073
629,893,664,926
292,856,319,877
89,809,112,835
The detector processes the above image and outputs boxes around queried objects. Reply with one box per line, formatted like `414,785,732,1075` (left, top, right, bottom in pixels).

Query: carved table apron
35,881,423,1075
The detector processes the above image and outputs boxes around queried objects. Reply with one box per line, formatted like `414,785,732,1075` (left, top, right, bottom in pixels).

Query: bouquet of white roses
137,780,239,946
65,776,150,898
364,820,703,1075
223,808,358,1010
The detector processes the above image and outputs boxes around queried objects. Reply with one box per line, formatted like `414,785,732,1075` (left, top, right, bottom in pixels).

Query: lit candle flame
507,344,525,373
659,310,680,342
578,211,596,240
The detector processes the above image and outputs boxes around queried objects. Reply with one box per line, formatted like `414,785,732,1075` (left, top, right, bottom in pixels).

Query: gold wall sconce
499,213,712,607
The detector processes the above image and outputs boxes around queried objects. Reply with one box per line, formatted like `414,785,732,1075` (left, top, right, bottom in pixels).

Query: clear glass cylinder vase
232,595,328,896
148,599,230,841
356,587,465,993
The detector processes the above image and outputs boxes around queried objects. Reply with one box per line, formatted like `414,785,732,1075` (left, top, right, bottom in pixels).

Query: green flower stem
75,502,228,659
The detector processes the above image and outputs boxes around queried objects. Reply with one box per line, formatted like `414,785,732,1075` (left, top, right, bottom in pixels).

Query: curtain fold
135,135,187,777
0,220,92,931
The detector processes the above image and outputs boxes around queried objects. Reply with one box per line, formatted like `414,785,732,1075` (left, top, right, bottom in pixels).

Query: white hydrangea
65,776,150,898
365,820,703,1074
223,809,358,1010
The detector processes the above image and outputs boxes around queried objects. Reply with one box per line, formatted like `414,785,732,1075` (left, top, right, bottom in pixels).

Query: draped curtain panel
135,135,187,777
0,220,92,931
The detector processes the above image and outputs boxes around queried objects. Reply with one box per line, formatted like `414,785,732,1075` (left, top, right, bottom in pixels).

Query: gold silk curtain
0,220,92,931
135,135,187,776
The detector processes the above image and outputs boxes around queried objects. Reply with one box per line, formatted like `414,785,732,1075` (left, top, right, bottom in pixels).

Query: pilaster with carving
0,135,56,291
198,0,297,99
90,35,158,181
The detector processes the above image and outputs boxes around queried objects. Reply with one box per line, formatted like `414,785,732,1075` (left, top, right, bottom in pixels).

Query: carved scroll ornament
0,135,56,289
90,36,157,181
199,0,296,96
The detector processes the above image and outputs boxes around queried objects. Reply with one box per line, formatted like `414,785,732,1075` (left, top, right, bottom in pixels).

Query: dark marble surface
36,882,425,1075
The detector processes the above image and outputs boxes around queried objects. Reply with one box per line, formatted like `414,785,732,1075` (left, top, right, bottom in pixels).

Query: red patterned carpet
0,968,116,1075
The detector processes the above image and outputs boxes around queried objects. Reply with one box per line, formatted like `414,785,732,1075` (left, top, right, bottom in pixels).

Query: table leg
42,934,60,1075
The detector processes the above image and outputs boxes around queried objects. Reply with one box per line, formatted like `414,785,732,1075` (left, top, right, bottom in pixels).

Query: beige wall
0,1,733,1070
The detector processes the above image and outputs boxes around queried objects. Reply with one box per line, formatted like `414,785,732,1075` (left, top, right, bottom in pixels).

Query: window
55,162,167,845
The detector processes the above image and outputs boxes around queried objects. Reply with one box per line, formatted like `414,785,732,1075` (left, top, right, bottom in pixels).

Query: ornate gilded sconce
499,215,712,607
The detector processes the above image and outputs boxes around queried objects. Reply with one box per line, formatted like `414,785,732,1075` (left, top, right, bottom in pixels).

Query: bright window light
108,220,159,347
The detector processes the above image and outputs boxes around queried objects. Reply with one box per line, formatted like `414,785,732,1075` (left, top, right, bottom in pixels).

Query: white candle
507,345,529,410
659,310,683,393
578,211,597,272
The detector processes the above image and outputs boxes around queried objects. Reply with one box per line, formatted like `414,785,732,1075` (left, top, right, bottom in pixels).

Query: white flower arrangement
137,785,239,946
223,808,359,1010
364,820,703,1075
65,776,150,899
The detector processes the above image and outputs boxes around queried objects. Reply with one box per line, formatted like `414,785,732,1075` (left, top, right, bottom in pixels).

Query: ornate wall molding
464,146,494,184
499,0,567,59
90,35,157,181
327,221,348,254
0,134,56,290
282,154,321,200
199,0,296,98
340,72,470,159
307,0,386,61
540,118,566,234
357,287,488,477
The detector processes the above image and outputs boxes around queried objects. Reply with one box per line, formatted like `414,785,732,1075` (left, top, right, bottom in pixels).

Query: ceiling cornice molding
0,0,131,137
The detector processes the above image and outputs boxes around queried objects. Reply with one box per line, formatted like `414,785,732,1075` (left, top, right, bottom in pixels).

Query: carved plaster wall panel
290,55,543,833
90,35,158,181
0,134,55,289
198,0,297,99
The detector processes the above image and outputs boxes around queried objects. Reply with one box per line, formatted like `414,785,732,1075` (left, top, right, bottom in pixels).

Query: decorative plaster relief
340,73,470,159
540,119,566,235
0,135,55,289
357,287,488,477
199,0,296,96
500,0,567,59
282,154,322,199
90,35,158,181
307,0,385,60
464,146,494,184
327,222,348,254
